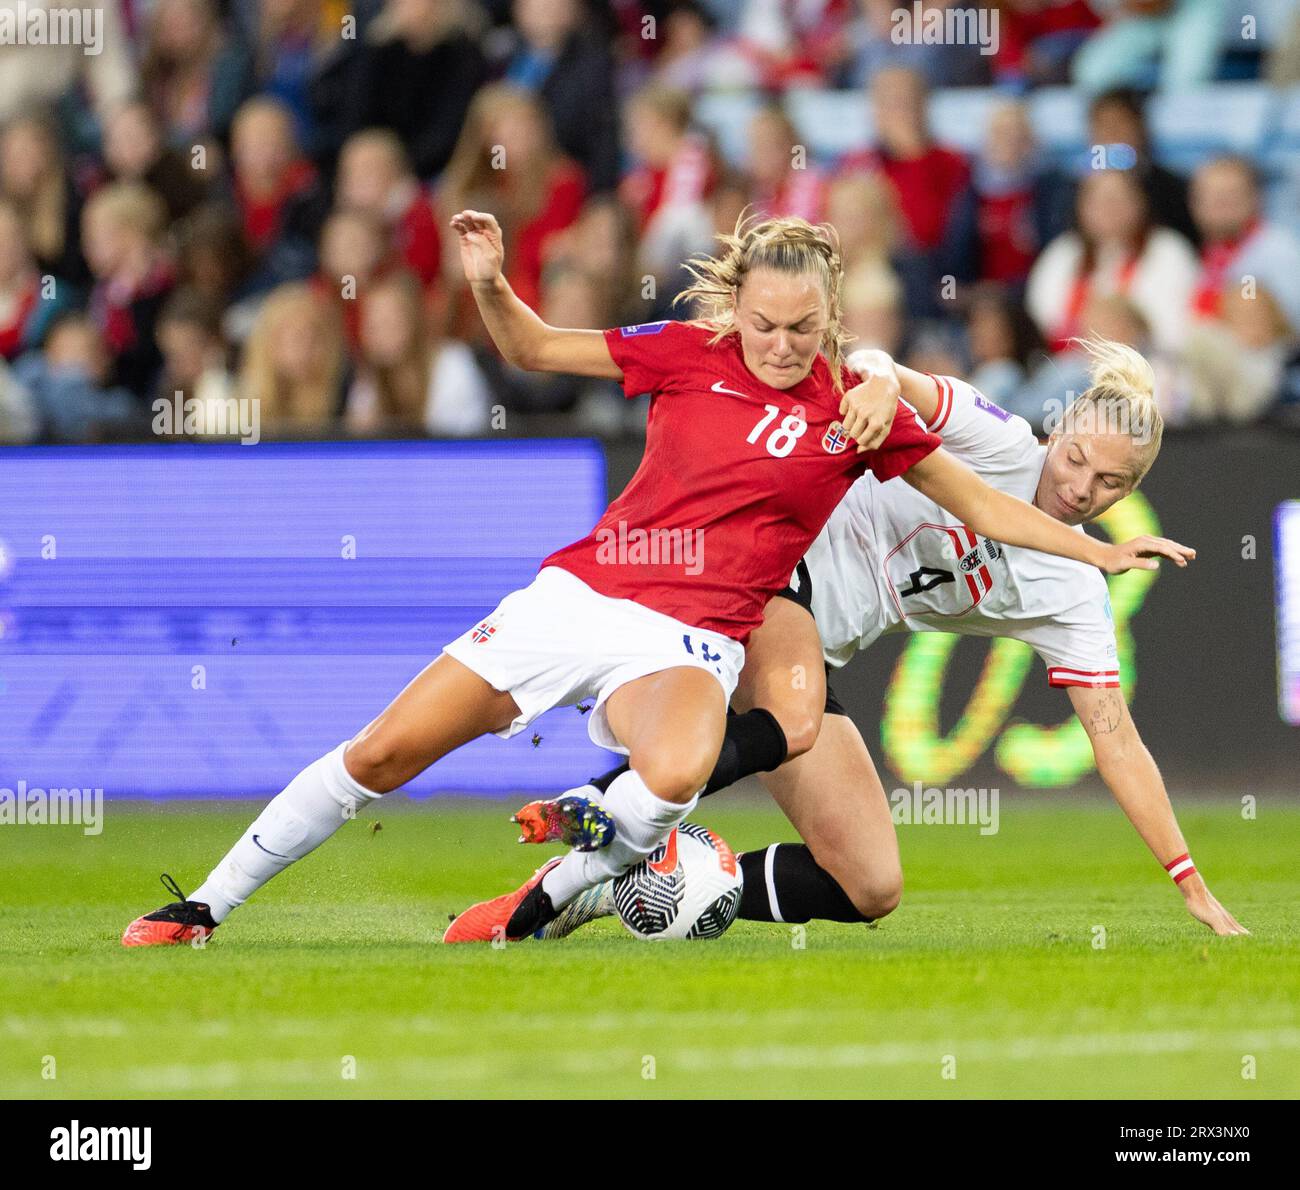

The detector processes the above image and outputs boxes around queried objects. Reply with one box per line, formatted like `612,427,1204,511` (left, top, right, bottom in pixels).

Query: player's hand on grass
1180,876,1250,936
450,210,505,285
1100,535,1196,574
840,369,899,453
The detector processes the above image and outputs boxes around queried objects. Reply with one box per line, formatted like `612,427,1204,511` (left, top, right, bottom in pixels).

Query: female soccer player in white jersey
556,340,1245,939
122,211,1194,948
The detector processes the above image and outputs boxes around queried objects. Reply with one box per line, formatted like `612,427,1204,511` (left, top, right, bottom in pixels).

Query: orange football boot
511,790,615,851
443,858,564,943
122,874,218,947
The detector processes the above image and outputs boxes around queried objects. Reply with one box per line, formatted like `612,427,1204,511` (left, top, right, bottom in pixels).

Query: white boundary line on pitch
14,1027,1298,1092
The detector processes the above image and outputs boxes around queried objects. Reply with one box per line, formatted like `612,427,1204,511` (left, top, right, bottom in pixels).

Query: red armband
1164,853,1197,884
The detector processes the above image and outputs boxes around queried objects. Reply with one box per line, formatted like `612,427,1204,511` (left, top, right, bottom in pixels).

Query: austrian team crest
822,421,850,454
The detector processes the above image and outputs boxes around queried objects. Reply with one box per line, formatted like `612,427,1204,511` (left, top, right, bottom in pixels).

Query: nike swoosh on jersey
710,380,751,398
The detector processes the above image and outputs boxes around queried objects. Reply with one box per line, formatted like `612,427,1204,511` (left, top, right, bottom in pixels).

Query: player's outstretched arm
902,448,1196,574
1068,685,1248,937
450,209,622,379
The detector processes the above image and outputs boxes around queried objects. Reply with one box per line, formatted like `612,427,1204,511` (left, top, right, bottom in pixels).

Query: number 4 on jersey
898,567,955,598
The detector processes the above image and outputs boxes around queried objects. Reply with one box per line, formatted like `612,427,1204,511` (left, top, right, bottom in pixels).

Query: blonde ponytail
1062,336,1163,482
673,208,852,395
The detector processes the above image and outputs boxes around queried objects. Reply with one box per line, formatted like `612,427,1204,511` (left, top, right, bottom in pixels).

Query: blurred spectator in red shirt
312,207,392,352
733,0,856,89
840,67,969,251
1188,156,1300,336
141,0,254,147
620,85,718,310
838,67,969,314
993,0,1102,87
440,83,588,324
0,202,65,360
336,130,444,293
1026,167,1198,353
228,97,329,287
82,182,177,398
947,100,1074,287
746,102,829,223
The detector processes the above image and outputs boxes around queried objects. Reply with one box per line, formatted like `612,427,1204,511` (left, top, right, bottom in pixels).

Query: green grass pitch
2,794,1297,1099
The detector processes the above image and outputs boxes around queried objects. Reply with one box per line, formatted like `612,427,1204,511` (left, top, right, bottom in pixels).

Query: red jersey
978,189,1039,283
507,159,588,311
394,184,443,289
838,146,969,251
543,320,941,643
236,159,319,253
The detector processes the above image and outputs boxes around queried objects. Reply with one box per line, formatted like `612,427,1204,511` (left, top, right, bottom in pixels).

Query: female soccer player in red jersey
122,210,1193,948
553,342,1244,940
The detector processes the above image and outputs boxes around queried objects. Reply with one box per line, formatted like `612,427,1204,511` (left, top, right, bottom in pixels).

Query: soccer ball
612,822,742,940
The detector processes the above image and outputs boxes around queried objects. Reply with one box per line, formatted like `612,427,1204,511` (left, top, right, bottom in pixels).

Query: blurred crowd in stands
0,0,1298,444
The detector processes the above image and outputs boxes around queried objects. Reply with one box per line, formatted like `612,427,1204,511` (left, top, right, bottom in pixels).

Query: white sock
191,742,381,922
542,769,697,908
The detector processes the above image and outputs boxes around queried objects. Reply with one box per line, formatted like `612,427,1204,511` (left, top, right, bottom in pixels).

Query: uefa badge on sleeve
822,421,849,454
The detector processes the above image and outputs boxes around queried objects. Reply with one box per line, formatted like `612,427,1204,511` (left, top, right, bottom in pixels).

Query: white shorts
442,566,746,753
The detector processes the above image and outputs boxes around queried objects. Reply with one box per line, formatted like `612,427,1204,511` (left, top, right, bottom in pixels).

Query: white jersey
799,375,1120,689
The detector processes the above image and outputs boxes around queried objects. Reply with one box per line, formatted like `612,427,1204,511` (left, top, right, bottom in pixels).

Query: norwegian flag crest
471,619,498,644
822,420,850,454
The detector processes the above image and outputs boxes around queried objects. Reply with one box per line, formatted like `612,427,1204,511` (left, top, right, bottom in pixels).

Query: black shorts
774,559,848,718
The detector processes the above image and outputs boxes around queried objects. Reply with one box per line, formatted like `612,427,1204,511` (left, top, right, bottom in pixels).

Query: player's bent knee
342,736,401,795
815,844,902,920
778,709,821,760
633,750,716,804
850,868,903,920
